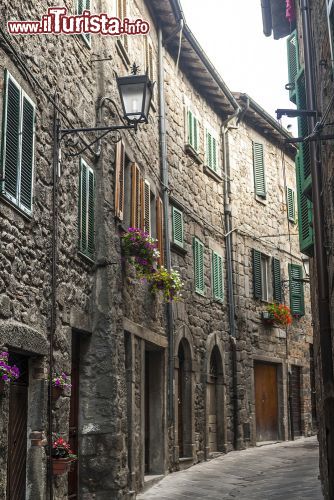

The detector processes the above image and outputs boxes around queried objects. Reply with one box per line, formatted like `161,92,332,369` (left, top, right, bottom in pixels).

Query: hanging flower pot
52,457,72,476
51,372,71,400
121,227,160,275
263,303,293,326
149,267,183,302
0,351,20,389
51,386,63,401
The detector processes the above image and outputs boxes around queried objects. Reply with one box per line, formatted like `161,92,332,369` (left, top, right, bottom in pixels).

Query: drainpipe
222,101,243,450
301,1,334,497
158,28,174,426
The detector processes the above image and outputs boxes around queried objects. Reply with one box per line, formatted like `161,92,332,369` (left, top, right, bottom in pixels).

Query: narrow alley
138,437,322,500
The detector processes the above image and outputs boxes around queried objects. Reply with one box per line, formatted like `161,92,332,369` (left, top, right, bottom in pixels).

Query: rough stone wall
227,118,314,445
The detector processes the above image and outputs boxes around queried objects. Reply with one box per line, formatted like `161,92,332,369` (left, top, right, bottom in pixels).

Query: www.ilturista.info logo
7,7,150,36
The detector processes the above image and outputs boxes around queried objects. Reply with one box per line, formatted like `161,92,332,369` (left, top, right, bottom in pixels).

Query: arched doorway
206,345,225,455
177,338,193,459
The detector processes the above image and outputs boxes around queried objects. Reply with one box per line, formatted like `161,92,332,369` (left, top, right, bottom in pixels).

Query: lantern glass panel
121,82,145,121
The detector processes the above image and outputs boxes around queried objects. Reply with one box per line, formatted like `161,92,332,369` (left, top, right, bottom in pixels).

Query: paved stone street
138,437,322,500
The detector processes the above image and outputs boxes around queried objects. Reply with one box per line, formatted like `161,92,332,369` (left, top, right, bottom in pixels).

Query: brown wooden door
254,363,278,442
7,354,29,500
68,334,79,499
291,365,302,437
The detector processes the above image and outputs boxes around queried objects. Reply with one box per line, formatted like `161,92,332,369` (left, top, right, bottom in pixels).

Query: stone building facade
0,0,314,499
259,0,334,497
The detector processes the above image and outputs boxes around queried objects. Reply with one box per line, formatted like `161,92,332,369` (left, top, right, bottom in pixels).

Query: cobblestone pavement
137,437,322,500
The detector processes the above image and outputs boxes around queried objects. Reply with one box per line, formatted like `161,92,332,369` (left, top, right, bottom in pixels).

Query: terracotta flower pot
52,458,72,475
51,386,63,401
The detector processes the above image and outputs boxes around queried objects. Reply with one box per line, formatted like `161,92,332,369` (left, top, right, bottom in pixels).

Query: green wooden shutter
296,69,312,198
287,30,299,104
206,130,212,167
272,258,282,303
2,74,20,201
296,153,314,256
172,207,183,247
194,238,204,294
20,96,35,212
77,0,91,45
253,142,266,198
253,249,262,299
79,159,95,258
193,116,198,152
212,136,217,172
289,263,305,316
287,187,295,222
187,110,193,147
212,251,223,301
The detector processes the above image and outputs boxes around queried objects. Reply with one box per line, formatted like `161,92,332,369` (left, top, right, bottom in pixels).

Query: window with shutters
79,159,95,259
205,127,219,174
193,238,205,295
0,71,35,216
142,180,151,235
172,207,184,248
287,187,296,223
252,249,271,301
296,69,312,198
116,0,129,58
253,142,266,199
296,153,314,256
130,163,142,229
186,108,200,154
272,258,282,303
115,140,125,221
144,37,156,108
212,251,224,302
286,31,299,104
76,0,91,46
289,263,305,316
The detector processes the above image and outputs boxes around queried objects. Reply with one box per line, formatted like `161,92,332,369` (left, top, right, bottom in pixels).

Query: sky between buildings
179,0,296,134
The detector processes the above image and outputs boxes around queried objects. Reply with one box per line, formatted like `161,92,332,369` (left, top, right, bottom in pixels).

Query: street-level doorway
177,339,192,459
254,362,279,442
290,365,302,437
68,333,80,499
6,353,29,500
207,346,224,454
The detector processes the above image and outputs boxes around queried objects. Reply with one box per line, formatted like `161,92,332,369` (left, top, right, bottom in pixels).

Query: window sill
184,144,202,165
0,194,32,221
203,165,223,182
171,241,187,256
195,289,206,297
116,39,130,69
255,195,267,205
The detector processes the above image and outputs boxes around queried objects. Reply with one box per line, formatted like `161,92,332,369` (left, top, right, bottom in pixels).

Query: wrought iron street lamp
117,64,154,125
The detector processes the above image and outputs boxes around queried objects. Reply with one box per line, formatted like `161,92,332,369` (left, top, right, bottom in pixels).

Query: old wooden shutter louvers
115,141,125,220
272,258,282,303
212,251,223,301
253,249,262,299
289,263,305,316
253,142,266,198
172,207,184,247
194,238,204,294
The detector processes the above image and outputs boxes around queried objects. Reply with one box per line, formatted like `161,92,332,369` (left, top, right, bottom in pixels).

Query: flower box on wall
52,458,72,476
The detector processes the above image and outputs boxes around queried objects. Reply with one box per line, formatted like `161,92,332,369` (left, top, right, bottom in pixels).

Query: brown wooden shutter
115,141,125,220
156,196,164,266
131,163,141,228
143,180,151,234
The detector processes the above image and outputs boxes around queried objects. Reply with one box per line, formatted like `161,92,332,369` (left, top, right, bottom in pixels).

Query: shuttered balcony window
212,251,224,302
193,238,205,295
1,71,35,216
252,249,271,301
172,207,184,248
253,142,266,199
289,263,305,316
79,159,95,259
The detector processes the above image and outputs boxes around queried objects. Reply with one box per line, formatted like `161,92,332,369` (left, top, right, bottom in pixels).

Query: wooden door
7,354,29,500
291,365,302,437
254,363,278,442
68,335,80,499
208,382,217,452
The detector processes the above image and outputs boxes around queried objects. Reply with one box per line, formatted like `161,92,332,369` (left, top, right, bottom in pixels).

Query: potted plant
51,372,71,400
121,227,160,274
51,436,77,475
0,351,20,393
263,303,293,327
149,267,183,302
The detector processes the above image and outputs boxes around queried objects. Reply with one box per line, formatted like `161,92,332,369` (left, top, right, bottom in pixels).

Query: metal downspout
222,104,242,450
301,1,334,497
158,28,174,425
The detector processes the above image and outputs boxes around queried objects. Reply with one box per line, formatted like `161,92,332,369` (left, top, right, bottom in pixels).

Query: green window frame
77,0,91,46
287,187,296,222
296,153,314,256
187,109,199,153
79,158,95,259
193,237,204,295
289,263,305,316
172,207,184,248
212,251,224,302
253,142,266,198
272,258,282,303
205,129,219,173
0,70,35,215
286,30,300,104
